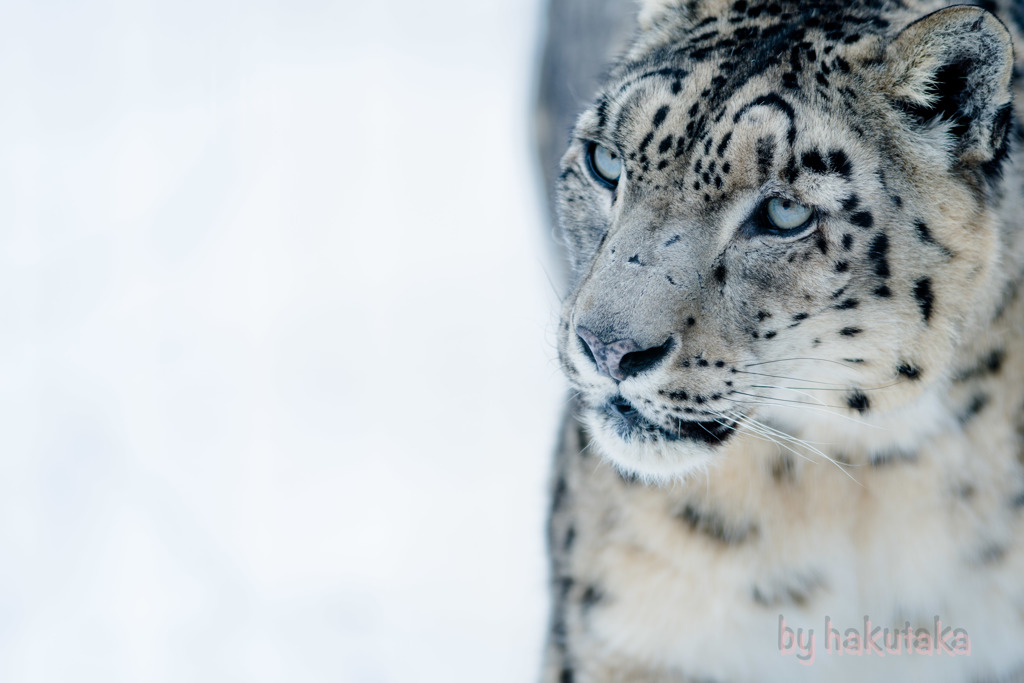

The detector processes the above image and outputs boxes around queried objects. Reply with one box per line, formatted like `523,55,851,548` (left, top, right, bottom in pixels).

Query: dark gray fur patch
959,393,990,425
869,448,918,467
973,542,1008,566
676,502,758,544
771,454,797,483
581,585,604,611
752,572,826,608
953,349,1005,382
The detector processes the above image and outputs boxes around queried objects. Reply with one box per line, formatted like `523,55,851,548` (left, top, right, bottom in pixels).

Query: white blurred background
0,1,565,680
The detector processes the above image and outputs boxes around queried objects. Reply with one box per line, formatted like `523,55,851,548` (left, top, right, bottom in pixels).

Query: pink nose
576,326,671,381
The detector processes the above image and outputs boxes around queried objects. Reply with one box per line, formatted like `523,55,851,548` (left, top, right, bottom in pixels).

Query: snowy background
0,1,565,681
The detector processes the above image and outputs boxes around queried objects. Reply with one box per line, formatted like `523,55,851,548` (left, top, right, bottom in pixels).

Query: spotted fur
540,0,1024,681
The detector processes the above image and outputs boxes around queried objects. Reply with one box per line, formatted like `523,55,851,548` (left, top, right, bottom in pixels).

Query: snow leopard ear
637,0,689,31
883,6,1015,166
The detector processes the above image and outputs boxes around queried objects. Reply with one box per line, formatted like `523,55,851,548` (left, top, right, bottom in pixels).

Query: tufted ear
636,0,688,31
883,6,1015,167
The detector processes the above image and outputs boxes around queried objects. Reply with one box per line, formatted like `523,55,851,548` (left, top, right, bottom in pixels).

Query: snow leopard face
555,1,1016,480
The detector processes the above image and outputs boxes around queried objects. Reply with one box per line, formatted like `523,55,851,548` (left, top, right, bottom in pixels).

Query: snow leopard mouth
605,396,737,445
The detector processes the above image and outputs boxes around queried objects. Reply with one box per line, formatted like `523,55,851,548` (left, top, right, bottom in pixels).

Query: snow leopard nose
576,326,672,381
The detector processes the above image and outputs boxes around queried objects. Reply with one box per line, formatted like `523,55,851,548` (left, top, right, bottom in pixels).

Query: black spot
847,391,870,413
764,330,777,339
675,137,687,157
783,155,798,183
595,97,610,131
914,220,953,257
801,149,828,174
716,132,733,157
687,317,696,327
563,526,576,551
897,363,921,380
756,137,776,180
653,105,670,128
628,254,641,264
756,310,771,322
828,150,852,178
658,135,674,154
836,298,859,310
560,669,575,683
793,312,809,322
868,234,890,277
841,194,860,212
697,358,709,367
913,219,935,243
638,132,654,154
840,327,862,336
841,233,854,250
874,285,892,298
983,350,1005,374
835,261,849,273
850,211,874,229
782,72,799,89
913,277,934,323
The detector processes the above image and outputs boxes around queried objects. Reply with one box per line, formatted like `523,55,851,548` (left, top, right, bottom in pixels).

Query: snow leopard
537,0,1024,680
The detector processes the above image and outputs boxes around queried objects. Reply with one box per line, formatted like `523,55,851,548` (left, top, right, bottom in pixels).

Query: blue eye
764,197,814,232
587,142,622,188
